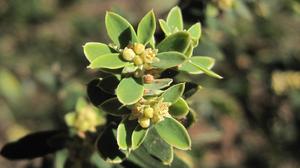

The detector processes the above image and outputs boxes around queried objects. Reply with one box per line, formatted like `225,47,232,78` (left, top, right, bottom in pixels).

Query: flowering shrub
0,6,221,167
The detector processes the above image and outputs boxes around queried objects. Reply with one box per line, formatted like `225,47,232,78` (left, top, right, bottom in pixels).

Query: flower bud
143,74,154,84
133,43,145,55
144,107,154,118
138,117,150,128
133,56,143,65
122,47,135,61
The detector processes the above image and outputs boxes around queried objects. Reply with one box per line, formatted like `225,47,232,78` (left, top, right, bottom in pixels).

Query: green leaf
143,129,173,165
99,97,130,116
131,126,149,150
144,78,173,90
137,10,156,44
189,60,222,79
187,23,201,41
184,44,193,57
122,63,138,74
155,117,191,150
149,36,156,48
96,124,128,163
179,56,215,74
169,97,189,118
116,78,144,105
159,19,171,36
105,12,138,48
167,6,183,31
117,118,137,150
161,83,185,104
88,53,127,69
83,42,116,62
153,52,186,69
157,32,190,53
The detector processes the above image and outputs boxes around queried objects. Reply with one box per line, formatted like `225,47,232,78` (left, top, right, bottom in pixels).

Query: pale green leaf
88,53,127,69
153,52,186,69
157,32,190,53
105,12,138,48
137,10,156,44
169,97,189,118
83,42,116,62
155,117,191,150
187,23,201,40
167,6,183,31
159,19,171,36
117,118,137,150
179,56,215,74
116,78,144,105
144,78,173,90
189,60,222,79
161,83,185,104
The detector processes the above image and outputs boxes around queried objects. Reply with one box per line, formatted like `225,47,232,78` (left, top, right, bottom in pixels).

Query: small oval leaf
153,52,186,69
116,78,144,105
157,32,190,53
187,23,201,41
105,12,138,48
159,19,171,36
117,118,137,150
166,6,183,31
188,60,222,79
169,97,189,118
137,10,156,44
89,53,127,69
161,83,185,104
179,56,215,74
144,78,173,90
155,117,191,150
83,42,116,62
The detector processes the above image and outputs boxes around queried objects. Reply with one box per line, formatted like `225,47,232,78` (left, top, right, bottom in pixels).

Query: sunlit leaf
131,126,149,150
117,118,137,150
169,97,189,118
153,52,186,69
83,42,116,62
157,32,190,53
161,83,185,104
105,12,138,48
155,117,191,150
137,10,156,44
88,53,127,69
116,78,144,105
179,56,215,74
167,6,183,31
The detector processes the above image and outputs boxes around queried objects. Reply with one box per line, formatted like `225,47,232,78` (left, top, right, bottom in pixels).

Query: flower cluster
129,97,171,128
122,43,159,70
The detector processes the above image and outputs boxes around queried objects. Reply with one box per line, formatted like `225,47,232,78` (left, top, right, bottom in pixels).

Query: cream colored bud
143,74,154,84
138,117,150,128
122,48,135,61
133,43,145,55
144,107,154,118
133,56,143,65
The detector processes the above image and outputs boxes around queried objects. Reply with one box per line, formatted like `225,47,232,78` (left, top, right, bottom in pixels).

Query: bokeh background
1,0,300,167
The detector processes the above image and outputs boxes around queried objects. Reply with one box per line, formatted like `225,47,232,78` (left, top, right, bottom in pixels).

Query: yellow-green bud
144,107,154,118
133,43,145,55
138,117,150,128
122,48,135,61
133,56,143,65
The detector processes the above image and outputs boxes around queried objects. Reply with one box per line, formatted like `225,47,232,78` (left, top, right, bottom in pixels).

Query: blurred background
1,0,300,167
